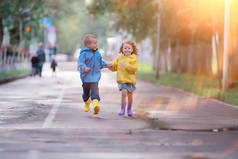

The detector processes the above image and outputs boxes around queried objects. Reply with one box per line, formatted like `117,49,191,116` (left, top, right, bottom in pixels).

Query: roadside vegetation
137,63,238,106
0,69,30,81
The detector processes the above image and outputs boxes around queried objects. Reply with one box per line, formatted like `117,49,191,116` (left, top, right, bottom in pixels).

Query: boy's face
86,38,98,51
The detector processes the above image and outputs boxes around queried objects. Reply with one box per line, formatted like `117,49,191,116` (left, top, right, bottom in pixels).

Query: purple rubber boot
118,103,126,115
127,104,133,117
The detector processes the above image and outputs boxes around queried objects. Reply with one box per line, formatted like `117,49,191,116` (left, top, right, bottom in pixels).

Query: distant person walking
108,40,138,117
77,34,108,114
47,42,57,62
36,43,46,77
50,56,57,76
30,55,38,76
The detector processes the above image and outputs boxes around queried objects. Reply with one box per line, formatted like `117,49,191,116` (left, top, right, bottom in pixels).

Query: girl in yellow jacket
108,40,138,117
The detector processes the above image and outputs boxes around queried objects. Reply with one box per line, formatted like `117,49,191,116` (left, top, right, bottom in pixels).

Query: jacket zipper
92,52,95,77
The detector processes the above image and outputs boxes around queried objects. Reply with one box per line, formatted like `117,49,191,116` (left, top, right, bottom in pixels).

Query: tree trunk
171,39,181,73
10,27,20,46
155,13,161,79
187,44,195,74
230,37,238,80
205,43,213,77
214,34,223,89
0,18,3,46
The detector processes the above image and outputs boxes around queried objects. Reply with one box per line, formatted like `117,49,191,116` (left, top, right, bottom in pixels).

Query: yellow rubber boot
92,99,100,114
84,99,91,112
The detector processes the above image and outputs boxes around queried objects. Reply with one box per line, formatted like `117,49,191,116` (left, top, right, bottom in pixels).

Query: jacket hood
122,54,137,59
80,46,92,54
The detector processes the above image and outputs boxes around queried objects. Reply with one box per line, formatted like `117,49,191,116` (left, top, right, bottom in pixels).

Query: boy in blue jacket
78,34,108,114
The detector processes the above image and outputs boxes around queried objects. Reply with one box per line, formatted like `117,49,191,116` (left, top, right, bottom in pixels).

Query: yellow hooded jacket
109,54,138,85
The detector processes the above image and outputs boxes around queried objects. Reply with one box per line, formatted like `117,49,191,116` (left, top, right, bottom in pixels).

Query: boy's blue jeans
82,82,100,102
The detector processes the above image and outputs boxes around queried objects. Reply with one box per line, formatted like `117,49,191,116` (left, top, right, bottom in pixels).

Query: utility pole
222,0,230,93
155,13,161,79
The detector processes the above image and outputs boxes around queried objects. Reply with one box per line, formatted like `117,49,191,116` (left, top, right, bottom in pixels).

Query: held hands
108,62,127,69
108,63,113,68
84,67,91,72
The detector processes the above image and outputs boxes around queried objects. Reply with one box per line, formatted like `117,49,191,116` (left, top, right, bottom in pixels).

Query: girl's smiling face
122,43,133,56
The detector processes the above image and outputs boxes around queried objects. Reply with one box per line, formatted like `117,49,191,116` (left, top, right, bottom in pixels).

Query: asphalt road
0,62,237,159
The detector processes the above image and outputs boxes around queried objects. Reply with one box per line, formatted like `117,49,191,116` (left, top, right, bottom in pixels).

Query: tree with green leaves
0,0,45,47
46,0,110,55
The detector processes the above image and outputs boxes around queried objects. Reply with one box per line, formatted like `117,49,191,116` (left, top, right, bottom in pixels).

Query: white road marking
42,86,66,128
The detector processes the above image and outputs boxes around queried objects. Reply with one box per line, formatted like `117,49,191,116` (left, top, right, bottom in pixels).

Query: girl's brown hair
119,40,138,55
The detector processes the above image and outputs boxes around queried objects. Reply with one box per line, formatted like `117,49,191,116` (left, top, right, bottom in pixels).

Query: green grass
220,87,238,105
0,69,30,81
137,63,238,106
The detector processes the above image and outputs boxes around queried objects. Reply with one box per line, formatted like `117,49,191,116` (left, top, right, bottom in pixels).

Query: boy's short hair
83,34,97,46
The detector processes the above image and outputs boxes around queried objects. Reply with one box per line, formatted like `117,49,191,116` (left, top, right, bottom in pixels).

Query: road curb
0,74,30,85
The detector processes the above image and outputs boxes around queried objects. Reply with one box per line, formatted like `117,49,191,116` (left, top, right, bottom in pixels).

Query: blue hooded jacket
78,46,108,83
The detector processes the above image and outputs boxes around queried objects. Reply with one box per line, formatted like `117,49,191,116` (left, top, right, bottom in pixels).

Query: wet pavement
0,62,238,159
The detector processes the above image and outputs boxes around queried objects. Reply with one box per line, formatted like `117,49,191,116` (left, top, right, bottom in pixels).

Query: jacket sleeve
77,52,87,73
100,57,108,69
125,58,138,74
108,58,118,72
